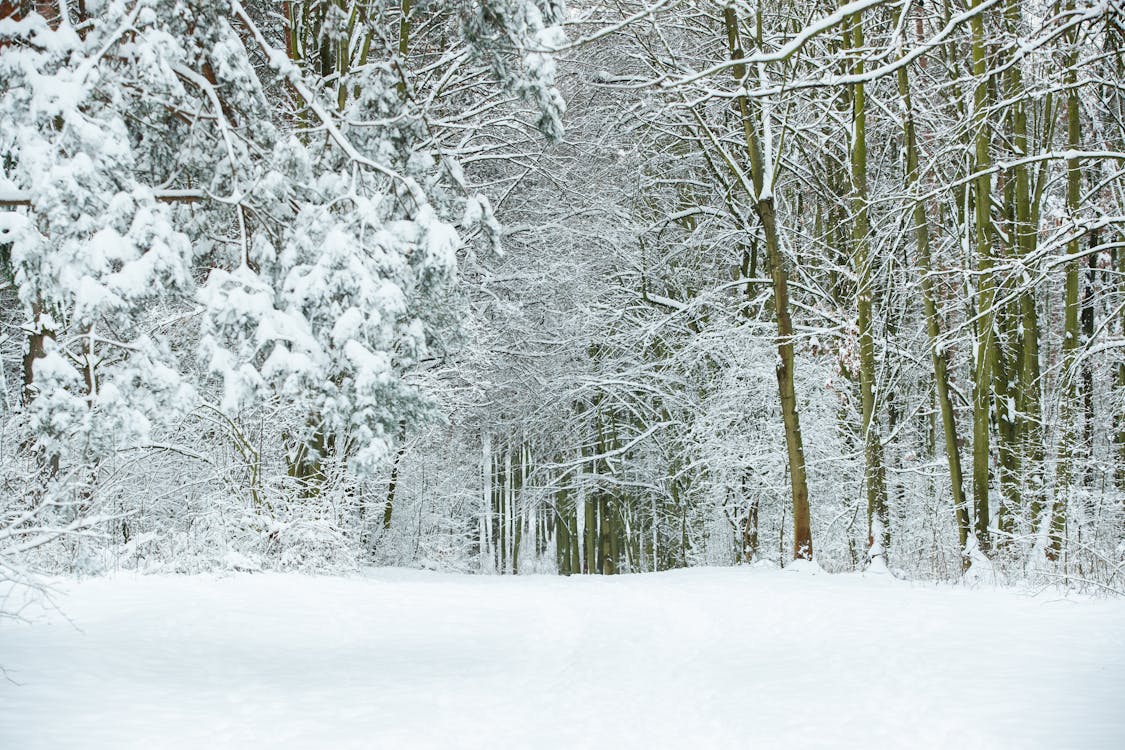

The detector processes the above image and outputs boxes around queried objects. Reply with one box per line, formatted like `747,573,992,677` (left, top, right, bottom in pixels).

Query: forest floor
1,565,1123,749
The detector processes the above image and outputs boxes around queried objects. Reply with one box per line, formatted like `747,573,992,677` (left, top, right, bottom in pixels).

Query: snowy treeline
1,0,1123,589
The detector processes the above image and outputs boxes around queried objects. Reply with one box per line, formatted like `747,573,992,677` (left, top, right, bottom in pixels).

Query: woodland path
2,566,1123,749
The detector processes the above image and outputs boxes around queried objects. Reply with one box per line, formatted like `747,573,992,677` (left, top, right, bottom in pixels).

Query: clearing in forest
2,566,1123,749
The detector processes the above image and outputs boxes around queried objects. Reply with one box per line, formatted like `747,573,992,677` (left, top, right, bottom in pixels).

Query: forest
3,2,1125,747
1,0,1123,590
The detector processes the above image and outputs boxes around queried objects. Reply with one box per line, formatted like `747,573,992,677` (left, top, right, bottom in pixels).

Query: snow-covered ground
2,566,1123,749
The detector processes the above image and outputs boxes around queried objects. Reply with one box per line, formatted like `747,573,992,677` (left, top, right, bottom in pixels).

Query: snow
2,567,1124,749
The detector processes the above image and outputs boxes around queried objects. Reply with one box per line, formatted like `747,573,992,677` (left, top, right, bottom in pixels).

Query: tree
0,0,568,575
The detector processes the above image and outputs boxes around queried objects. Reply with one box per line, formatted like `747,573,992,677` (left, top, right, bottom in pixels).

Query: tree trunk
1118,239,1125,491
481,432,494,571
21,301,51,405
1002,0,1046,534
895,20,972,561
511,444,523,574
382,424,408,530
1048,29,1083,561
724,6,813,560
846,10,889,562
1081,240,1097,487
556,486,572,575
969,0,996,551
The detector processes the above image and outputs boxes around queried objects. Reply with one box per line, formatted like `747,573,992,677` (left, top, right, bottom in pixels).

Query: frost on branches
0,0,567,577
0,6,197,463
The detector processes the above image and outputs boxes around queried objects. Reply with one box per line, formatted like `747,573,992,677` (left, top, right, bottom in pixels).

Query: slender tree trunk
993,324,1021,541
497,447,507,573
600,496,613,574
22,301,51,405
895,21,972,560
1081,240,1097,487
724,6,813,560
481,431,494,571
511,444,523,574
583,481,595,574
740,470,760,562
969,0,997,551
1111,39,1125,495
1048,26,1083,561
504,447,514,573
382,423,408,530
846,11,889,561
395,0,411,99
556,486,572,575
1118,240,1125,491
744,501,760,562
571,492,583,575
1002,0,1046,534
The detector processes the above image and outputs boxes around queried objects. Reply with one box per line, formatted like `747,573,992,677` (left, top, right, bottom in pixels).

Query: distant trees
391,0,1123,583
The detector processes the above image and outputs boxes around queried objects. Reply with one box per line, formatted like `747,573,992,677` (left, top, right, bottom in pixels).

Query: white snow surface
2,566,1123,749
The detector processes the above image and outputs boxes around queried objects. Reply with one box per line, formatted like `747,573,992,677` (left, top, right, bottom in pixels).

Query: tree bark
382,424,408,531
969,0,997,551
895,17,972,560
845,10,889,562
1048,25,1083,561
724,6,813,560
1003,0,1045,533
